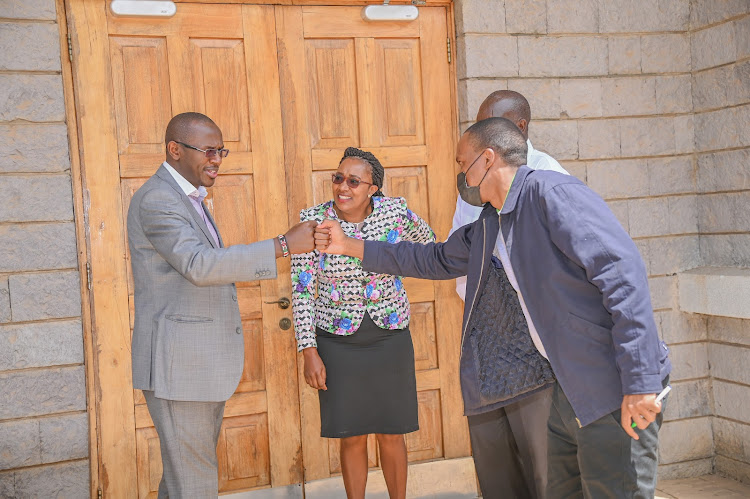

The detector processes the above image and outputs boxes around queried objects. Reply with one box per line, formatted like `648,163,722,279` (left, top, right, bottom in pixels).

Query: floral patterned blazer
291,197,435,351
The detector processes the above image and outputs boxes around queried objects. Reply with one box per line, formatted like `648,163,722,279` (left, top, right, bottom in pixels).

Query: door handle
264,297,290,309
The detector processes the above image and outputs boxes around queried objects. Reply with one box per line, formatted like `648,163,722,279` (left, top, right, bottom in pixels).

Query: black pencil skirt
315,313,419,438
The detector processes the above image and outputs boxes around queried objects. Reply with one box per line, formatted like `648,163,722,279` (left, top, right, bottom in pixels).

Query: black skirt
315,313,419,438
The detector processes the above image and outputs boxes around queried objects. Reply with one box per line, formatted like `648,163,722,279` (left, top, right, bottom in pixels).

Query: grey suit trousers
467,386,553,499
144,391,226,498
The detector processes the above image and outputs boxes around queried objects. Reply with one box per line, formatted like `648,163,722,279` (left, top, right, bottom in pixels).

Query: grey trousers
547,379,667,499
143,390,226,499
467,386,553,499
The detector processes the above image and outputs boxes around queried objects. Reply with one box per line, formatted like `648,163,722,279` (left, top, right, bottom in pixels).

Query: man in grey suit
127,112,316,498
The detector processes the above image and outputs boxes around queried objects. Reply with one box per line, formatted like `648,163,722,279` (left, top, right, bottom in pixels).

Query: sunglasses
331,173,373,189
176,141,230,159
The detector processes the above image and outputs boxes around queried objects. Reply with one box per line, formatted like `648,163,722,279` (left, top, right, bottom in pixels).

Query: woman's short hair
340,147,385,197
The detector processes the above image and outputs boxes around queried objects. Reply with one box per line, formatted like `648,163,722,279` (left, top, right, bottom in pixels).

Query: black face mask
457,153,490,207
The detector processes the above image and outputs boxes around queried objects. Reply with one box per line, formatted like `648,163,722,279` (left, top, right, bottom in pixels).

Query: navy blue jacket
362,166,671,426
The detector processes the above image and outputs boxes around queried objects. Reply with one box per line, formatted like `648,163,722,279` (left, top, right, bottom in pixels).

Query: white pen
631,385,671,428
655,385,671,404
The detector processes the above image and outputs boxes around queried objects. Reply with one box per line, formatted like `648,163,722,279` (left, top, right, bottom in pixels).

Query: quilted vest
465,257,556,408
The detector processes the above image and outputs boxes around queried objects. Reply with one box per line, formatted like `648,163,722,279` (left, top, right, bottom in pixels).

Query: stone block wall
0,0,89,496
691,2,750,483
454,0,730,480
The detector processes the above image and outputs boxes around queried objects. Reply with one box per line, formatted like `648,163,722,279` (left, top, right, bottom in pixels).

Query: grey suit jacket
127,165,277,402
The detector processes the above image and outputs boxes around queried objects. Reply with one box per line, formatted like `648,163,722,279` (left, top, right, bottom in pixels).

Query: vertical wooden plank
355,37,380,148
275,5,332,482
58,1,99,496
65,0,138,496
419,7,471,458
166,34,194,115
276,6,315,228
244,4,304,488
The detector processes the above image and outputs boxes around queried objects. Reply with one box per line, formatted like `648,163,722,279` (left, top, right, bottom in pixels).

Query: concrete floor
656,474,750,499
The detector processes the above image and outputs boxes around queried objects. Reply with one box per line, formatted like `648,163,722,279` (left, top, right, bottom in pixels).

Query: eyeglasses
331,173,373,189
176,141,230,159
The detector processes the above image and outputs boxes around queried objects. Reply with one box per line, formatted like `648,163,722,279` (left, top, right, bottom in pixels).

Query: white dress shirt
162,162,220,247
494,223,548,359
449,140,568,300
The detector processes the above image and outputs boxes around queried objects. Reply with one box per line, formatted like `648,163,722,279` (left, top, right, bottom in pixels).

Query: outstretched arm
315,219,472,280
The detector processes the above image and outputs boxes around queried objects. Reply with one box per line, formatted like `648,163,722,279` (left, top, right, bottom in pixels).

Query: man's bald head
476,90,531,139
164,112,219,148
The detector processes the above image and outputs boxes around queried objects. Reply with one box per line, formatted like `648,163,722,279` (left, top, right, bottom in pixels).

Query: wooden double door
67,1,467,497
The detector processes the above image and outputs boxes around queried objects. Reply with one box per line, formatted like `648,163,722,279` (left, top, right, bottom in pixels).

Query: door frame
62,1,459,497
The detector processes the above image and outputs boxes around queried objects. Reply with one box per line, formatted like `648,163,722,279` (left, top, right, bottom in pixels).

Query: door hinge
98,488,103,499
446,37,451,64
86,261,92,291
67,34,73,62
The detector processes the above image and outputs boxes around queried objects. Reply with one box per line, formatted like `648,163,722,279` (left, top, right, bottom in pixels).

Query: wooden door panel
410,302,438,371
366,39,425,147
305,39,359,149
406,390,443,462
109,36,171,155
189,38,251,152
217,413,271,491
75,4,301,497
205,175,257,256
136,427,162,498
279,5,468,484
238,318,266,393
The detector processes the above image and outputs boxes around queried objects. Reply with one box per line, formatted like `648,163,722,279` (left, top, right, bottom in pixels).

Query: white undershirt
494,216,549,359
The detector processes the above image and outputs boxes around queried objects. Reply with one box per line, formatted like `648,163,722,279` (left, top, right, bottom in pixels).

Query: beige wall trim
679,267,750,319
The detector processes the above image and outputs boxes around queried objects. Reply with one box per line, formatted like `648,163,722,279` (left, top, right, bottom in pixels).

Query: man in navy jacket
315,118,671,498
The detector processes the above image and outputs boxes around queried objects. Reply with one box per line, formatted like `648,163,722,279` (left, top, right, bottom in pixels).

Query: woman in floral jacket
291,147,435,499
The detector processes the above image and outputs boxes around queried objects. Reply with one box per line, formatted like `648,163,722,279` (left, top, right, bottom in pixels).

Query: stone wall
454,0,725,480
0,0,89,496
691,1,750,483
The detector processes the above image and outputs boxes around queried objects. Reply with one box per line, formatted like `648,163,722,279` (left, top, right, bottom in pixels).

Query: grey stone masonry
0,22,62,72
641,34,691,74
0,74,65,122
0,413,88,470
690,0,749,29
599,0,689,33
0,1,90,493
0,223,78,273
518,36,608,77
0,0,57,20
0,124,72,173
0,366,86,420
692,60,750,112
608,36,641,74
0,460,89,498
8,271,82,322
0,175,74,223
0,320,84,370
0,278,9,324
546,0,599,34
